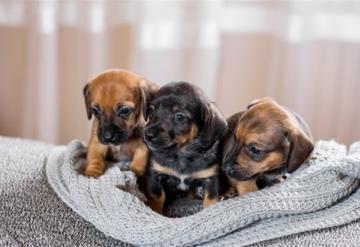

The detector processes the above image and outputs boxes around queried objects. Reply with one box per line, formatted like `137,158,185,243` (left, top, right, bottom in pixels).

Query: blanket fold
45,140,360,247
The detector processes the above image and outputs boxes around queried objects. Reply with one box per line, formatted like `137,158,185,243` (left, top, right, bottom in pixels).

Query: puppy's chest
168,173,194,191
107,137,143,161
108,144,132,161
151,157,217,192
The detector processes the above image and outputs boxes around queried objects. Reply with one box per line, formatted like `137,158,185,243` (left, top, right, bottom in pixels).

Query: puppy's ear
247,97,274,110
140,80,159,121
226,111,245,133
220,112,244,162
286,113,314,172
199,102,227,148
83,83,92,120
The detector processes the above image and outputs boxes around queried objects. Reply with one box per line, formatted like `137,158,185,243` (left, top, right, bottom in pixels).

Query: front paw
129,160,147,177
236,179,258,196
203,197,218,208
223,187,237,199
83,161,105,178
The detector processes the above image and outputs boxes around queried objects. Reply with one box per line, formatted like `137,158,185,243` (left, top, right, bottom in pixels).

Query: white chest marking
178,175,190,191
109,145,131,161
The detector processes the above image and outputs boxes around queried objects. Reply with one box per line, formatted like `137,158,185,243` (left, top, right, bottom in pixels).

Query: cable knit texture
1,136,360,246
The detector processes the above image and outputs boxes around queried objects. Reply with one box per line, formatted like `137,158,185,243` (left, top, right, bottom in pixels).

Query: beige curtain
1,0,359,145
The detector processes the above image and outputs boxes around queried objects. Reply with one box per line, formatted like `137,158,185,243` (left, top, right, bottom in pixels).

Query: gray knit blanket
1,137,360,246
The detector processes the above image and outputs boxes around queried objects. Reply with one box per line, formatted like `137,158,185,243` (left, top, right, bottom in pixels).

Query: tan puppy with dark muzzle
83,69,158,178
221,98,314,196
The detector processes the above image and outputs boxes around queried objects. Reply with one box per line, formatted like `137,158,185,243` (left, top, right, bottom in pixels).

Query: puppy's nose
223,164,234,174
145,131,155,141
104,131,113,141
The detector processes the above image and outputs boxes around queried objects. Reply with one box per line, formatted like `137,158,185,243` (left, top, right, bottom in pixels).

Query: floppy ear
226,111,245,132
140,80,159,121
286,130,314,173
83,83,92,120
199,102,228,148
220,112,244,162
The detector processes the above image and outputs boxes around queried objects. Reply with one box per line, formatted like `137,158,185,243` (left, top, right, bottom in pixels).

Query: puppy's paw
83,169,103,178
203,197,218,208
223,187,237,199
236,179,258,196
129,147,148,177
83,162,105,178
129,160,147,177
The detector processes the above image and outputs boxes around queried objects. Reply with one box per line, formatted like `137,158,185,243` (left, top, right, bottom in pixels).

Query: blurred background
0,0,359,145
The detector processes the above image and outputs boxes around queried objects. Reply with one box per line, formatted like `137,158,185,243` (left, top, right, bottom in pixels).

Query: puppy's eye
117,106,134,117
174,112,186,123
249,146,261,155
92,106,101,117
246,145,265,160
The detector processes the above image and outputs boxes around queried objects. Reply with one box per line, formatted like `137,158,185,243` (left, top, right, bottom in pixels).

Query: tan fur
84,69,157,178
226,97,313,195
148,190,165,214
173,124,199,147
229,178,258,196
203,190,218,208
235,151,286,177
192,165,218,180
129,143,149,177
153,162,217,180
84,121,108,177
152,162,179,177
89,70,144,129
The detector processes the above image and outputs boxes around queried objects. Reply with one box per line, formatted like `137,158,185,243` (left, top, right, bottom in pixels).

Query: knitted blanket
1,137,360,246
46,139,360,246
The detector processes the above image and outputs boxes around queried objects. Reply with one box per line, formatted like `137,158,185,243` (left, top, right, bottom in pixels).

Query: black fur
144,82,227,207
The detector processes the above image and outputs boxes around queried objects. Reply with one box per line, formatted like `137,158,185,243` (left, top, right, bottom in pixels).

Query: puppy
143,82,227,213
83,69,158,178
221,98,314,196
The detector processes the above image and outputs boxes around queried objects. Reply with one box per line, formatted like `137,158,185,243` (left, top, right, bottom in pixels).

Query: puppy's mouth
143,130,176,151
223,163,259,181
144,139,176,151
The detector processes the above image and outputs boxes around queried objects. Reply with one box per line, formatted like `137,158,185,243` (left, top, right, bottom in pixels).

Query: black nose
104,131,113,141
145,131,156,141
223,163,234,174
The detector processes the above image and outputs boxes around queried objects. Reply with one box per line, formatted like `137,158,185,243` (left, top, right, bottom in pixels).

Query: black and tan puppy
83,69,158,178
221,98,314,196
143,82,227,213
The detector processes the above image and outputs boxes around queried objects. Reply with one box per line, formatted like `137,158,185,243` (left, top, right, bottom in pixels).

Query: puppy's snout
98,123,126,145
144,127,161,143
223,162,235,175
144,125,170,149
104,130,114,142
224,164,232,173
104,131,113,140
144,131,156,141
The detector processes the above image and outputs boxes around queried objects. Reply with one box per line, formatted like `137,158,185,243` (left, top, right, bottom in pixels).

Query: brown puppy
83,69,158,178
221,98,314,196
